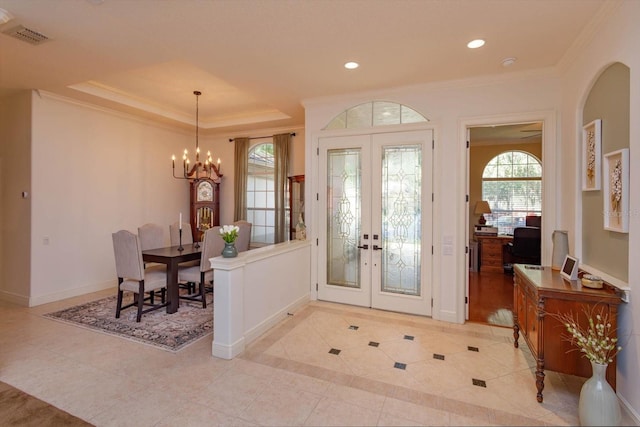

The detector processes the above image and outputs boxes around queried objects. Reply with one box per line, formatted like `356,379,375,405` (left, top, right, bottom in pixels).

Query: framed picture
560,255,579,281
582,119,601,191
603,148,629,233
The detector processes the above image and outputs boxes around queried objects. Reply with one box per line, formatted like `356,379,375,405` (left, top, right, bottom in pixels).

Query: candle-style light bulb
172,155,175,167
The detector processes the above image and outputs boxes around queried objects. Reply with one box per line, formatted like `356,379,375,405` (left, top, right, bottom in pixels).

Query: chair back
233,220,252,252
200,227,225,272
112,230,144,280
138,223,164,250
511,226,541,259
525,215,542,228
170,222,194,246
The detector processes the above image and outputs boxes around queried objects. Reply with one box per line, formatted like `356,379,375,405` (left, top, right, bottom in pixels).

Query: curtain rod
229,132,296,142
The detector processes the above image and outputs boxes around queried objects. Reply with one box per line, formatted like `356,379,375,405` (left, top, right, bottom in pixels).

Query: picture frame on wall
582,119,602,191
603,148,629,233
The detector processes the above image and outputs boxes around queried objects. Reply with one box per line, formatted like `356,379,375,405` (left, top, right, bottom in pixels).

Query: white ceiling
0,0,609,135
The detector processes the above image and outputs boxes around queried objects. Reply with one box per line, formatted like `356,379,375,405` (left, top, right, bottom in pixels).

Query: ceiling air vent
2,25,50,45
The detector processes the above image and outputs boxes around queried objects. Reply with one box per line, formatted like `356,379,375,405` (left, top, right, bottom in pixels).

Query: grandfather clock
189,178,220,242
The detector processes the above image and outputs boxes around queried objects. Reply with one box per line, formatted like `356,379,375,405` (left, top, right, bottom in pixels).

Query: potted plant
556,307,622,426
219,224,240,258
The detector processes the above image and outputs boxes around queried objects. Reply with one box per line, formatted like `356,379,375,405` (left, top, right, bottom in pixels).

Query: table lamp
474,201,491,225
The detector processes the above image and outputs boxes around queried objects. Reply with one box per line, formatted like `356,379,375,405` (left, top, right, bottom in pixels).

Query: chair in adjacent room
112,230,168,322
233,220,252,252
507,226,542,266
177,227,224,308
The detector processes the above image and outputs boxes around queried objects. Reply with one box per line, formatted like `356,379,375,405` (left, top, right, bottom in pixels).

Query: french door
317,130,432,316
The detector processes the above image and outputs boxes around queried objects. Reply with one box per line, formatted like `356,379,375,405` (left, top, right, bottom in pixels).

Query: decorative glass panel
373,102,401,126
324,102,428,129
327,149,361,288
346,103,373,129
381,145,421,296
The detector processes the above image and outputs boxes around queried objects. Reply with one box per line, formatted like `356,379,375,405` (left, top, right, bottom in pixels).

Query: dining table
142,243,201,313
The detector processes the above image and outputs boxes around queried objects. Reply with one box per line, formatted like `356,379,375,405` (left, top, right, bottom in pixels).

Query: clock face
196,181,213,202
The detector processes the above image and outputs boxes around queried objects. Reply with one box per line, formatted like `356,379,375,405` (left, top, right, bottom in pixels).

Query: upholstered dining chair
170,221,198,293
233,220,252,252
177,227,224,308
169,222,194,247
138,223,165,250
112,230,168,322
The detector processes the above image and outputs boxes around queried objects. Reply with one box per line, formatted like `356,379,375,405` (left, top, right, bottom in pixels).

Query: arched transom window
324,101,427,130
482,151,542,235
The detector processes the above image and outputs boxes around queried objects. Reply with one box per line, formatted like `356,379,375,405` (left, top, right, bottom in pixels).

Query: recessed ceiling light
0,8,14,25
467,39,485,49
344,61,359,70
502,57,517,67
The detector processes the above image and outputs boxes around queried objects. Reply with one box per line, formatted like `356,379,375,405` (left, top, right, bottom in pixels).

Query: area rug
0,381,92,426
43,293,213,352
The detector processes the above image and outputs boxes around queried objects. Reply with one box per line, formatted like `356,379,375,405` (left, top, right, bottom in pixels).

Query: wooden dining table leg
167,259,180,313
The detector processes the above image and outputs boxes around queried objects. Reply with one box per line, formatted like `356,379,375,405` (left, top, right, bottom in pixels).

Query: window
324,101,427,130
247,143,275,244
482,151,542,235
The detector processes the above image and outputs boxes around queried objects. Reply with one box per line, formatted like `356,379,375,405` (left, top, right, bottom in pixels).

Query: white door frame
460,111,557,322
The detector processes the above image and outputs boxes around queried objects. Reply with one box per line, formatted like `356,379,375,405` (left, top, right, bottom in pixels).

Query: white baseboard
28,280,116,307
243,294,310,346
212,336,245,360
438,309,462,324
619,393,640,425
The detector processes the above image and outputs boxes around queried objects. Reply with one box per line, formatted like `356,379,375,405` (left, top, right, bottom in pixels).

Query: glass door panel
327,149,361,288
381,145,422,296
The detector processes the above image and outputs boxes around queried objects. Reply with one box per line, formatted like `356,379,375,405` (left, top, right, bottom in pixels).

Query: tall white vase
551,230,569,270
578,361,621,426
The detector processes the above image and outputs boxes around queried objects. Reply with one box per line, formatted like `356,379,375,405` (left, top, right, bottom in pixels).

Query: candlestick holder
178,229,184,251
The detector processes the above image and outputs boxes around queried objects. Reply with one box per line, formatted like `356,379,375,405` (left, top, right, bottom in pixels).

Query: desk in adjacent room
475,235,512,273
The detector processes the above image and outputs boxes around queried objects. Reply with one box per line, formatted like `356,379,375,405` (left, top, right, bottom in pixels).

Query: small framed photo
561,255,579,281
603,148,629,233
582,119,601,191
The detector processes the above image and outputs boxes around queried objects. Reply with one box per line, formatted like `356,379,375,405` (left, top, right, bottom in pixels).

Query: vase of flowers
556,307,622,426
219,225,240,258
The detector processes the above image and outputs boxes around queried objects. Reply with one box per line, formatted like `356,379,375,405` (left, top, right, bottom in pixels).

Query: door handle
357,244,369,249
373,245,383,251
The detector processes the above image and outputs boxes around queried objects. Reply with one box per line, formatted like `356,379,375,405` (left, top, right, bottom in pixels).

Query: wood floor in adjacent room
468,270,515,328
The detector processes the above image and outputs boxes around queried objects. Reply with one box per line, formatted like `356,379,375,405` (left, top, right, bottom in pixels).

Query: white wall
304,72,561,323
558,0,640,419
30,92,192,304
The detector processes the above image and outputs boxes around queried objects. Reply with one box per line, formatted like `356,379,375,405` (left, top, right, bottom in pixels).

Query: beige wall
0,91,32,303
581,62,630,282
468,141,542,237
0,90,305,305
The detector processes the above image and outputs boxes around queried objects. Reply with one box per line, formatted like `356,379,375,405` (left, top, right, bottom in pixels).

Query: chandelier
172,90,222,181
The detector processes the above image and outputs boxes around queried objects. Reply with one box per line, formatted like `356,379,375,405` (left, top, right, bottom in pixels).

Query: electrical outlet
43,237,50,245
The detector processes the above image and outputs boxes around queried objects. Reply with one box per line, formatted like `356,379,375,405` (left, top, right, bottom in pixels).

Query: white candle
179,213,182,229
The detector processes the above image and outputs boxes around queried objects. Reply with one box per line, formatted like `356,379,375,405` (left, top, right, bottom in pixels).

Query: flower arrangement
219,224,240,244
555,306,622,365
610,158,623,220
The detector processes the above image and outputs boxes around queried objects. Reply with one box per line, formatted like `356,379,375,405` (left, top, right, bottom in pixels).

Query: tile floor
0,290,635,426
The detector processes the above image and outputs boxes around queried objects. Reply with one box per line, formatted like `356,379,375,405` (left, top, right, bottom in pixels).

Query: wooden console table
476,235,512,273
512,264,623,402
